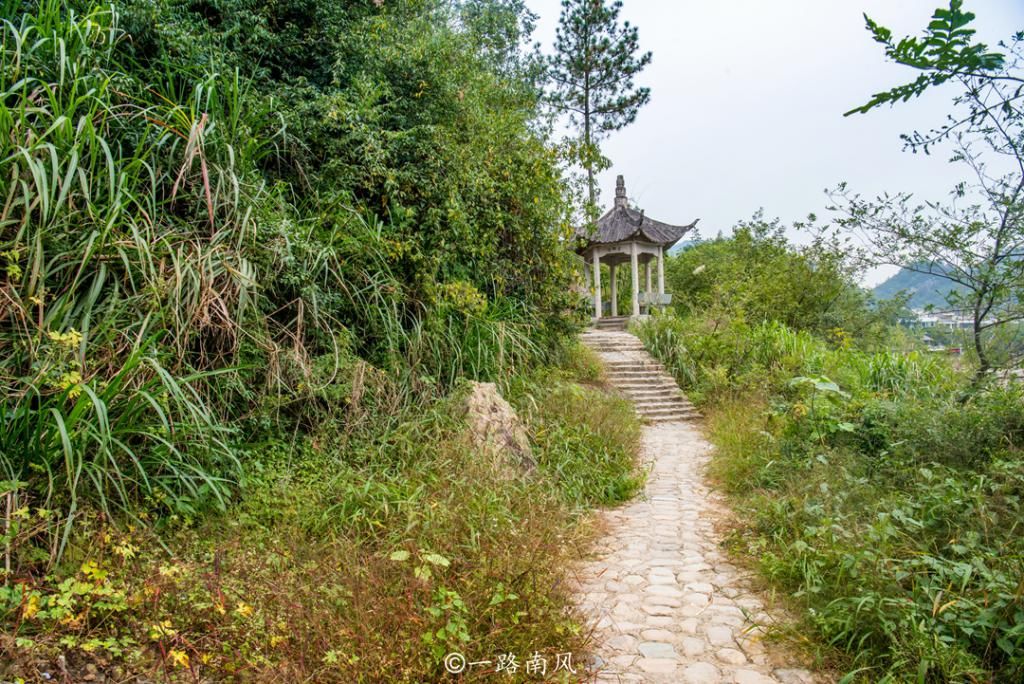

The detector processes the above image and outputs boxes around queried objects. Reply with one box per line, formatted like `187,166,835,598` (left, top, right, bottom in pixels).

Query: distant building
903,309,974,330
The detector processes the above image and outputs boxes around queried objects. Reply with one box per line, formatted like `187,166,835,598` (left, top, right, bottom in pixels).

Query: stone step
581,330,700,423
642,406,696,415
639,407,702,419
637,402,697,412
612,376,677,384
641,408,698,418
634,401,692,411
626,395,687,405
608,374,678,383
645,413,699,423
607,369,672,376
606,370,667,378
633,395,688,406
606,367,669,375
633,400,694,410
636,399,697,410
613,384,682,394
641,414,701,425
598,358,663,368
621,386,683,396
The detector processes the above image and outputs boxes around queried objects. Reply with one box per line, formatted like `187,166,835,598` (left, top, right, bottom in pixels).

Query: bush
665,215,904,345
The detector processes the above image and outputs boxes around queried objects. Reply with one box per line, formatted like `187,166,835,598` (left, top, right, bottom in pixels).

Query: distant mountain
872,265,968,309
668,239,697,255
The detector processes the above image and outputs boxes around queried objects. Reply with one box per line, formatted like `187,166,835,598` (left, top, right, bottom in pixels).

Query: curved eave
574,214,699,254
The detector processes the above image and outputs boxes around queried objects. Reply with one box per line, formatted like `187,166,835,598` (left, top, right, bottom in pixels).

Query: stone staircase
581,328,700,423
592,316,630,332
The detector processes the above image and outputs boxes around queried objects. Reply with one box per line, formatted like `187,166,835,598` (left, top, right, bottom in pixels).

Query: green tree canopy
666,216,901,346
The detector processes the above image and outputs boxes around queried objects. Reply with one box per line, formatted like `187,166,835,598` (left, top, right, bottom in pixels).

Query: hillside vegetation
872,265,967,311
639,228,1024,682
0,1,644,680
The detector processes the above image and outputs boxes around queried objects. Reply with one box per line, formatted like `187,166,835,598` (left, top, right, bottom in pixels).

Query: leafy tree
667,215,902,346
458,0,540,76
547,0,651,210
141,0,582,347
838,1,1024,373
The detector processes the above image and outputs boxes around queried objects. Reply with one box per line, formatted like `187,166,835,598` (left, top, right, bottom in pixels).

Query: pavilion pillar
657,245,665,309
630,242,640,317
593,251,602,319
609,264,618,317
645,261,652,312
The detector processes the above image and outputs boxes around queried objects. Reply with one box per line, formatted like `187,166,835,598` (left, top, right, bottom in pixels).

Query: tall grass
0,5,266,541
636,315,957,405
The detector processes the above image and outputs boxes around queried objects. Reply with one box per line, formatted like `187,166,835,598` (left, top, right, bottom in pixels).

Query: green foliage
0,0,630,679
637,311,1024,681
0,4,254,535
507,364,644,508
846,1,1008,119
665,215,902,346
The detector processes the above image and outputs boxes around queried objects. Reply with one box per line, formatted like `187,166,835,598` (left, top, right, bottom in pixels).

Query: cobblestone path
578,330,823,684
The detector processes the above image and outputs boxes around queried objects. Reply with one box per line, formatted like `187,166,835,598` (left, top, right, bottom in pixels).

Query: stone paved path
577,330,823,684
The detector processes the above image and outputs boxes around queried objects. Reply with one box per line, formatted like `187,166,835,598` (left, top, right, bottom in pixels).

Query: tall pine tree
548,0,652,211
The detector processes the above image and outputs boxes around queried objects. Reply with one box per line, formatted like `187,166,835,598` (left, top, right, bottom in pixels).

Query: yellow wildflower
148,619,176,641
47,328,83,349
23,594,40,619
168,649,190,668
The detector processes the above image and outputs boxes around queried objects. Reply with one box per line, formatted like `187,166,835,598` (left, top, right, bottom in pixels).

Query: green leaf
421,552,450,568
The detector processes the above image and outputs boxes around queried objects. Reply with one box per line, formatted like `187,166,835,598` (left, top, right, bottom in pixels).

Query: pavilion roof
574,176,698,252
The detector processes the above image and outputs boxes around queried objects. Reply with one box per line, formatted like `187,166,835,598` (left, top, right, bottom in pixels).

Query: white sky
524,0,1024,285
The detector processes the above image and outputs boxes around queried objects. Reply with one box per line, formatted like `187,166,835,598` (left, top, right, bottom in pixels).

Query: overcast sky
524,0,1024,285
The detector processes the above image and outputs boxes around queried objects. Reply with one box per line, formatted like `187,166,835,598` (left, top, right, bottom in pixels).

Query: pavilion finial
614,175,627,209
